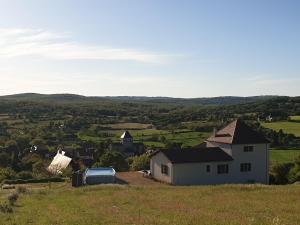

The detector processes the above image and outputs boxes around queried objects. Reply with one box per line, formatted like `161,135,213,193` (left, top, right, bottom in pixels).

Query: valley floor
0,173,300,225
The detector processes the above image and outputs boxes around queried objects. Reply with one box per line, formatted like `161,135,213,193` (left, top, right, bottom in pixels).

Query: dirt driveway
116,172,165,186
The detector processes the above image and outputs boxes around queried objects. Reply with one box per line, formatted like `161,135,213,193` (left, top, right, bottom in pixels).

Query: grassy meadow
290,116,300,121
79,122,210,148
270,149,300,164
261,121,300,137
1,182,300,225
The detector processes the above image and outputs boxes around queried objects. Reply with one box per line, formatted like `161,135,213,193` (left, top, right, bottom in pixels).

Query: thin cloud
0,28,174,63
242,75,300,85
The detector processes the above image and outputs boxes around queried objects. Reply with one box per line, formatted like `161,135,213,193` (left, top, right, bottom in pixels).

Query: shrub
270,163,293,184
0,202,13,213
129,154,150,171
62,167,73,177
288,167,300,183
32,161,48,178
17,171,33,180
0,152,11,167
94,151,129,172
16,186,27,194
3,177,65,184
288,155,300,183
0,168,16,183
7,193,18,206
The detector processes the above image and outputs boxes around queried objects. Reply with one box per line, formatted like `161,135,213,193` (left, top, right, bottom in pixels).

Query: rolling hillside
0,93,279,105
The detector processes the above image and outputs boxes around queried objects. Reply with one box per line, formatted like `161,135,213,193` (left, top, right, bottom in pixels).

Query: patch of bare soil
116,172,165,186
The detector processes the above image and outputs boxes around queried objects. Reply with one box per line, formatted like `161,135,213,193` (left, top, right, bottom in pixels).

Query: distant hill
0,93,87,102
0,93,281,105
105,95,279,105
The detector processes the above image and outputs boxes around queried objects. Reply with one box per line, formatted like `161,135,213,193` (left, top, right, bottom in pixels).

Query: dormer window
244,146,254,152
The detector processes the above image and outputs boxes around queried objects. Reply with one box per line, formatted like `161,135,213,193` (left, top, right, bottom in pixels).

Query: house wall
207,141,269,184
172,161,234,185
150,152,173,183
229,143,269,184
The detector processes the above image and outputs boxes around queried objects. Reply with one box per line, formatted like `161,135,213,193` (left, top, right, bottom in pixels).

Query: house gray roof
207,119,270,144
150,147,233,164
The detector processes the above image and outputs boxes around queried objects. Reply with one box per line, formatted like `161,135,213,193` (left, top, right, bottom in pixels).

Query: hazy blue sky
0,0,299,97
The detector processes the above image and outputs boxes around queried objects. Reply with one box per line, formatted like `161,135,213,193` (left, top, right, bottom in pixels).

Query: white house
149,119,270,185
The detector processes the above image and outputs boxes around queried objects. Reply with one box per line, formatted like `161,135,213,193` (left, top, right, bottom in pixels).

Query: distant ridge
0,93,283,105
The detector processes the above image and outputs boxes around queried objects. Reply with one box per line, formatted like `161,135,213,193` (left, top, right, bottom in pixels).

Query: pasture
261,121,300,137
270,149,300,164
79,125,210,148
290,116,300,121
0,178,299,225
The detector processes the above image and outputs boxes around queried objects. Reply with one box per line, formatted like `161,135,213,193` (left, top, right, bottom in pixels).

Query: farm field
290,116,300,121
261,121,300,137
0,177,299,225
79,127,210,148
270,149,300,164
106,123,153,129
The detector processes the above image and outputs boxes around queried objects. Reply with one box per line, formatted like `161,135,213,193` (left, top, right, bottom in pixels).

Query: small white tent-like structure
47,150,72,175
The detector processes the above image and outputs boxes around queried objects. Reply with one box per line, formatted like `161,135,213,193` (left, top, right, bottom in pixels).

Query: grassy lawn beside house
270,149,300,164
0,182,299,225
261,122,300,137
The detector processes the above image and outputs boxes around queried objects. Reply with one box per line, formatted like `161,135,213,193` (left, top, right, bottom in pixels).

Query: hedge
2,177,65,184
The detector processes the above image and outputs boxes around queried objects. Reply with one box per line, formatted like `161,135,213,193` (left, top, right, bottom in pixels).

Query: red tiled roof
207,119,269,144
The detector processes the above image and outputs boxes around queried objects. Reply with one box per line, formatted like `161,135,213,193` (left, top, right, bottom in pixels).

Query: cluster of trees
270,155,300,184
0,152,50,183
92,151,149,172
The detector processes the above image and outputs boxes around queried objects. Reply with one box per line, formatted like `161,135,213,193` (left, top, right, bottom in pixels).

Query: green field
107,123,153,129
79,127,210,148
270,149,300,164
290,116,300,121
0,183,300,225
261,122,300,137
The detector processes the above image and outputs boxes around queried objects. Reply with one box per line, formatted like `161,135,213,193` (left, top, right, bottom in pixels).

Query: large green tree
93,150,128,172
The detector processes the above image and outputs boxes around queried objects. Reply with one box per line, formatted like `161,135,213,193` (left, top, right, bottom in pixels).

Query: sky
0,0,299,97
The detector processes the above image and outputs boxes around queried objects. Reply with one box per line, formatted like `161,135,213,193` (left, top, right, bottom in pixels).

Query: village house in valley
149,119,270,185
110,131,144,157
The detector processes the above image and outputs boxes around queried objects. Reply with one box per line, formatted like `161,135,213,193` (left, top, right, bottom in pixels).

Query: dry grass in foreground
0,180,299,225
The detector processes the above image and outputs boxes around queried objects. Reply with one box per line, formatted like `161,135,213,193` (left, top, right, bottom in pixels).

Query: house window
206,165,211,173
217,164,229,174
240,163,252,172
161,164,169,175
244,146,254,152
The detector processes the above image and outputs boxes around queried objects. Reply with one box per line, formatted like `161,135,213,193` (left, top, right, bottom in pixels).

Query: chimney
213,128,217,137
